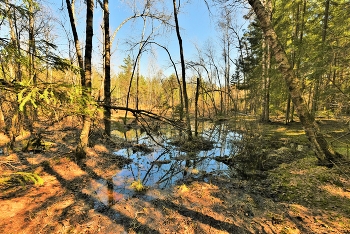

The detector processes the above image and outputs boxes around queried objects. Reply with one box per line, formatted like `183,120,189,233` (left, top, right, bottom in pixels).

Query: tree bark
247,0,342,166
194,75,200,136
103,0,111,136
285,94,292,124
0,102,5,132
24,1,37,133
76,0,94,159
28,2,35,85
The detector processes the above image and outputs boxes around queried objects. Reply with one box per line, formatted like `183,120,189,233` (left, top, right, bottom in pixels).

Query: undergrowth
0,172,44,188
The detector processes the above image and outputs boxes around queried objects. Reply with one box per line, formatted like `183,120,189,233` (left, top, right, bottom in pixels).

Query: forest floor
0,117,350,234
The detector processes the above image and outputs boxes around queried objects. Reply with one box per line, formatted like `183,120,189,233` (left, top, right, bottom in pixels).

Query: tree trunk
172,0,192,139
28,3,35,85
311,0,330,117
194,75,200,136
65,0,85,85
103,0,111,136
261,0,271,122
286,1,303,124
136,11,148,111
6,0,21,81
261,37,271,122
23,2,37,133
0,105,5,132
247,0,342,166
285,94,292,124
76,0,94,159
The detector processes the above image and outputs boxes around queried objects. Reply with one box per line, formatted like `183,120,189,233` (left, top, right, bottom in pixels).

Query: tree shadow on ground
41,162,161,233
151,198,250,233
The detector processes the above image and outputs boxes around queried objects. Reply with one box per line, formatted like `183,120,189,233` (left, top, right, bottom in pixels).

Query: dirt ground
0,119,350,234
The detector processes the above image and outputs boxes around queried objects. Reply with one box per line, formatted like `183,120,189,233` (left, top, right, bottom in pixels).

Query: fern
15,82,98,117
0,172,44,187
15,172,44,186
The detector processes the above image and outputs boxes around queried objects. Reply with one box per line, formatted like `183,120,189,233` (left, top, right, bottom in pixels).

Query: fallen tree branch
101,104,185,130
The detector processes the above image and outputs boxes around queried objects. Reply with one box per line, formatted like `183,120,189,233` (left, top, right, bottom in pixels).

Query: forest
0,0,350,233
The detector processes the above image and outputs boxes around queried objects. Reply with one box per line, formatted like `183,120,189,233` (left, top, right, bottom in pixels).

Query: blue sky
47,0,249,79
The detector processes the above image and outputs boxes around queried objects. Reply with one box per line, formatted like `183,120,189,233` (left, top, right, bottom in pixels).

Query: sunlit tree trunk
103,0,111,136
0,104,4,132
194,75,200,136
247,0,343,166
3,0,24,148
77,0,94,158
261,38,270,121
23,1,37,132
5,0,20,81
136,10,149,111
65,0,93,157
219,6,233,115
209,60,220,116
172,0,192,139
223,37,229,114
28,2,36,85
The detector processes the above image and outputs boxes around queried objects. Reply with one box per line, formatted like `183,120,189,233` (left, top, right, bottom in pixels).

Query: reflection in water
92,121,241,206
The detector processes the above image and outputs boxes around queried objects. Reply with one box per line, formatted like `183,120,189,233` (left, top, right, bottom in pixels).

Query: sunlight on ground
331,130,347,133
285,131,305,136
0,200,26,219
290,169,308,175
52,158,87,180
26,153,49,165
93,144,110,153
276,127,304,136
276,127,287,132
321,184,350,199
2,120,350,233
0,133,10,145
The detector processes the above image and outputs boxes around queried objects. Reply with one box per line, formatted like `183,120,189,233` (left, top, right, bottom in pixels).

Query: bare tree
172,0,192,139
218,6,233,115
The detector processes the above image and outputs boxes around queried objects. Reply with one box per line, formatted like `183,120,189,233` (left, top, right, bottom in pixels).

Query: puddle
91,121,241,207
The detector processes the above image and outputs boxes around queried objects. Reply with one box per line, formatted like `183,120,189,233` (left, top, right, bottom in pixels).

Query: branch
111,13,173,45
101,104,185,129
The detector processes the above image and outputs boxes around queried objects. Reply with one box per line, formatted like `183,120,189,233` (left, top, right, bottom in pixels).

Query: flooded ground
91,121,241,207
1,119,349,233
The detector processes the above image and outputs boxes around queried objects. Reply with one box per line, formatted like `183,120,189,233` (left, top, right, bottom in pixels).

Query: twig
0,160,21,170
330,160,350,180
